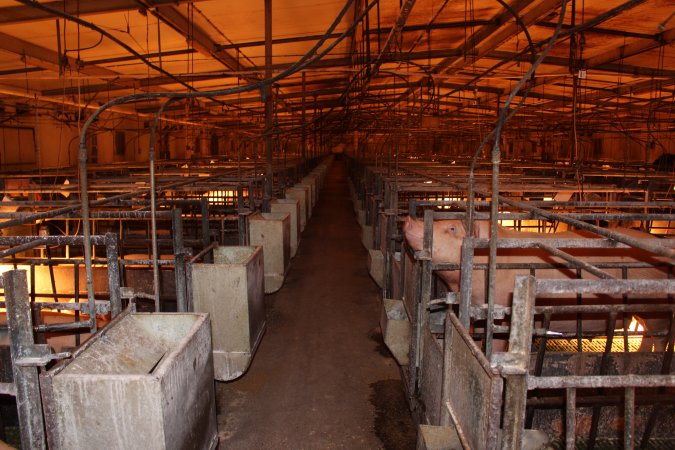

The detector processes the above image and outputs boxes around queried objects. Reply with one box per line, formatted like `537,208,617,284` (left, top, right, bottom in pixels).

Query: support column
263,0,274,211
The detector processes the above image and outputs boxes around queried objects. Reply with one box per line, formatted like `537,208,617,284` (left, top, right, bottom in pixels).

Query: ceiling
0,0,672,139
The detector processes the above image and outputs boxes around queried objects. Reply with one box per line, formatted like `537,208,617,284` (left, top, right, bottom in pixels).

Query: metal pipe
533,243,617,280
104,233,122,317
528,374,675,390
565,388,576,450
189,241,218,264
0,240,47,259
149,99,179,311
172,208,187,312
263,0,274,212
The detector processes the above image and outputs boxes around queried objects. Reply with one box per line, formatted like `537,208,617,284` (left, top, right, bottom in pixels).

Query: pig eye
447,225,456,233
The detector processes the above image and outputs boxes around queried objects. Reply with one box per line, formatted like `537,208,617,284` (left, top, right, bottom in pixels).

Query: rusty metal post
200,197,211,264
104,233,122,317
301,71,307,167
4,270,47,450
383,183,397,298
413,209,434,395
458,237,474,329
263,0,274,212
624,386,635,449
500,275,536,450
565,387,576,450
172,208,187,312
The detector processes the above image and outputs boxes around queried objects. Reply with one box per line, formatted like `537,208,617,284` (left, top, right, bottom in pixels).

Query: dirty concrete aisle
216,158,416,449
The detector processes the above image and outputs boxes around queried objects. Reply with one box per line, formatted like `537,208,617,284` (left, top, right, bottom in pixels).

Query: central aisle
216,158,416,449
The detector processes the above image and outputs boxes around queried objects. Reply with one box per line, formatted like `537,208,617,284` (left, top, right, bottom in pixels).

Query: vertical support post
172,208,187,312
565,387,577,450
501,275,536,450
74,262,81,346
200,197,211,264
263,0,274,212
624,386,635,450
4,270,47,450
104,233,122,318
458,237,474,328
439,308,454,426
301,71,307,168
413,209,434,393
382,182,395,298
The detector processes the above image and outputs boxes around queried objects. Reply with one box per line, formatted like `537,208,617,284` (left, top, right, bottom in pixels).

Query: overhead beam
485,50,675,79
0,30,139,89
435,0,562,74
584,27,675,69
0,0,206,26
152,5,245,74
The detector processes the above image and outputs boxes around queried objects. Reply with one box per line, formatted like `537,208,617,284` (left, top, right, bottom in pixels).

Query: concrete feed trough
295,181,315,211
191,246,266,381
286,186,309,231
40,312,217,450
270,199,300,257
248,212,291,293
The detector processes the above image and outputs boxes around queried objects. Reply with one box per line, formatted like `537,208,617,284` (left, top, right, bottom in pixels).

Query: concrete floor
216,158,417,449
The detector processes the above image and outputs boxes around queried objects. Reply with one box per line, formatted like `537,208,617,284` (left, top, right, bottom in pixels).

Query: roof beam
433,0,543,73
584,27,675,69
0,30,138,88
152,5,245,74
485,50,675,79
0,0,205,26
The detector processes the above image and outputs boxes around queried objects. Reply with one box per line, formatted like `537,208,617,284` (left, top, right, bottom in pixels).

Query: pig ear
461,220,481,238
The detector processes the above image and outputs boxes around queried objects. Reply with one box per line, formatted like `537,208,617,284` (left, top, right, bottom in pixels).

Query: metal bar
0,235,112,245
200,197,211,263
641,311,675,444
528,374,675,390
565,388,576,450
189,241,218,264
527,393,675,407
500,275,536,450
588,310,618,448
105,233,122,317
35,321,92,333
45,246,59,305
263,0,273,212
458,237,474,328
435,260,671,271
535,279,674,295
172,208,187,312
534,242,616,279
414,209,434,395
624,387,635,449
3,270,47,450
0,240,46,259
526,311,552,428
473,237,675,250
74,262,81,346
474,302,675,317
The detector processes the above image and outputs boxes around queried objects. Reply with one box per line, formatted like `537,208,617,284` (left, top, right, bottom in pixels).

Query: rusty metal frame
499,275,675,449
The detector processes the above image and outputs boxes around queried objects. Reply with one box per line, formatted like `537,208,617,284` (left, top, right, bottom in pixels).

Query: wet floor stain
370,379,417,450
216,384,248,442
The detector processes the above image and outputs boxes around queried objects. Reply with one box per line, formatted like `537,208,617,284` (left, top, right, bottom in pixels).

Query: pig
403,216,671,352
